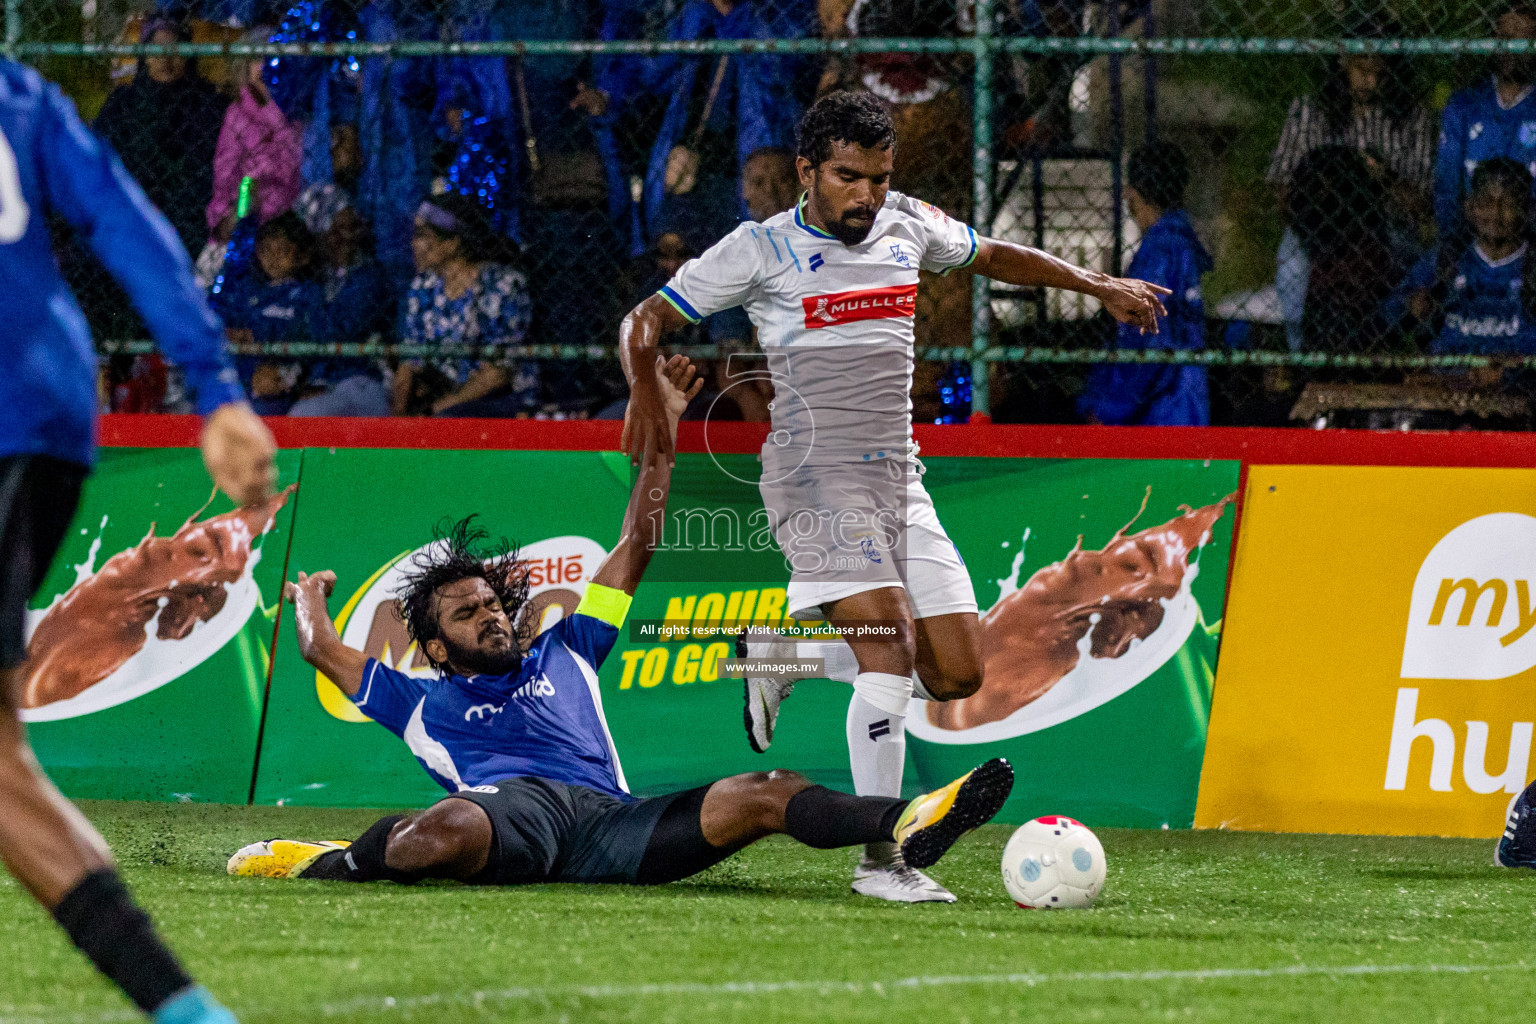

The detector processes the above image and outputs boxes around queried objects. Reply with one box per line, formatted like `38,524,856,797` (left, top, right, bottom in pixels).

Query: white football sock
847,672,912,866
910,673,939,702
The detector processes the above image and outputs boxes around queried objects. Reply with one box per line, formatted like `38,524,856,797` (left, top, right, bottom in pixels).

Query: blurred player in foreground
0,61,276,1024
619,90,1168,902
229,356,1013,890
1497,776,1536,868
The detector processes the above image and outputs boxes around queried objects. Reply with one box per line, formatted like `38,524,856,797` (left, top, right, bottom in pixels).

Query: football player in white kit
619,91,1169,902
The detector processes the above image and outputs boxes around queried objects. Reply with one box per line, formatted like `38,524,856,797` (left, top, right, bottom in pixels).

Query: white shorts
759,457,978,622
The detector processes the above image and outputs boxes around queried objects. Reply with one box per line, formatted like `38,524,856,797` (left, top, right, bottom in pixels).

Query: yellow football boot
894,758,1014,869
227,839,351,879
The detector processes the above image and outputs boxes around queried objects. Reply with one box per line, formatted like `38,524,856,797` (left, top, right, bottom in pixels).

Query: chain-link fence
13,1,1536,428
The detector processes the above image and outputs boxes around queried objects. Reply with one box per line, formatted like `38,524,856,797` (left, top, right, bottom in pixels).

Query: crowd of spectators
73,0,1536,426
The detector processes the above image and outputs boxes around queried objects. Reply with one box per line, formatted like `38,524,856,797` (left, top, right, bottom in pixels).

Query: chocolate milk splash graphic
927,491,1234,733
21,486,296,710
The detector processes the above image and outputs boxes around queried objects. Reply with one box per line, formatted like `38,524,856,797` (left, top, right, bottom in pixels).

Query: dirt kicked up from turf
0,801,1532,1024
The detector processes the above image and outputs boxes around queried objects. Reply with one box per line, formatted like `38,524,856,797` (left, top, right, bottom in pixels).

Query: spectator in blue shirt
1079,143,1211,427
288,184,392,417
213,211,323,415
1434,2,1536,240
1399,158,1536,355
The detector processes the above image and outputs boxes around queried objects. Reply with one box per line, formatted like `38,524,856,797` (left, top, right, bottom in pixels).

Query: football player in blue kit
0,59,277,1024
229,354,1013,889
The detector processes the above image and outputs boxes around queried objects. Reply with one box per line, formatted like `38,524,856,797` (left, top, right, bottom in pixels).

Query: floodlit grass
1,801,1531,1023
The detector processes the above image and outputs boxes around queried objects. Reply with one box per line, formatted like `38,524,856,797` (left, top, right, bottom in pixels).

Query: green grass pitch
1,801,1531,1023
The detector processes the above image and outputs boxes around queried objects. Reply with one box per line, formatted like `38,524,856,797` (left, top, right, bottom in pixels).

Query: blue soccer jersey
0,61,242,465
351,588,632,800
1399,243,1536,355
1434,78,1536,237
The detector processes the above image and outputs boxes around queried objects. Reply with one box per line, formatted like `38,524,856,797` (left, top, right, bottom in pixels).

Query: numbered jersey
0,60,240,465
659,192,978,470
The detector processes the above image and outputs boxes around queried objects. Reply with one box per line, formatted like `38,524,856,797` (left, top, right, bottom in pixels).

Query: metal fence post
4,0,20,56
970,0,995,421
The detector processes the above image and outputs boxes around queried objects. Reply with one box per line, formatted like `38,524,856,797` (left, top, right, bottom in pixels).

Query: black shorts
451,777,731,886
0,456,86,674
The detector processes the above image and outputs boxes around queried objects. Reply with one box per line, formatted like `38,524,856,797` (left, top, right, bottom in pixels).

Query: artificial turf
0,801,1531,1024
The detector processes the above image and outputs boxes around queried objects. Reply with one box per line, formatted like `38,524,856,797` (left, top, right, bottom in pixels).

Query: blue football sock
153,986,238,1024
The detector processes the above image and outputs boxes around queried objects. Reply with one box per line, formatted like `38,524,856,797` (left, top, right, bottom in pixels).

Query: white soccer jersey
659,191,978,470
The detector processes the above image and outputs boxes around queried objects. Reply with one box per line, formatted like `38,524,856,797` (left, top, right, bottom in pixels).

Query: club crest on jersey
801,284,917,329
889,242,913,269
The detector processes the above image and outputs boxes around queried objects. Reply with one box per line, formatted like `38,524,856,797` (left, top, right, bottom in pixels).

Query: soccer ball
1001,816,1106,909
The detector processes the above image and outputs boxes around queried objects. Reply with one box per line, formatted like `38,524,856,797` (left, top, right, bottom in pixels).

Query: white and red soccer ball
1001,816,1106,909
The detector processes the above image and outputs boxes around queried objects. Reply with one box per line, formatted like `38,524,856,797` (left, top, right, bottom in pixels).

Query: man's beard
442,634,523,677
829,210,876,246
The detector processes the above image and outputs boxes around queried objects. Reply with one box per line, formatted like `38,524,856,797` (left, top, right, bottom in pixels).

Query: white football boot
850,843,957,903
737,630,798,753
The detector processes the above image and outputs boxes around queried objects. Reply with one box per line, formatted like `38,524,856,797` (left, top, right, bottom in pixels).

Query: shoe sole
901,758,1015,870
738,632,771,754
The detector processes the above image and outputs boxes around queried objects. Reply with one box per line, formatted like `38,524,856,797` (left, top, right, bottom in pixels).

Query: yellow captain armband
577,583,633,628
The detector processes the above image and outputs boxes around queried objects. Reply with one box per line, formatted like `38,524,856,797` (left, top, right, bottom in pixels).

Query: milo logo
316,535,609,722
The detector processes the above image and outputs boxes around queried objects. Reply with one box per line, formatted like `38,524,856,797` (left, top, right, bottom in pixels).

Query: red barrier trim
102,414,1536,467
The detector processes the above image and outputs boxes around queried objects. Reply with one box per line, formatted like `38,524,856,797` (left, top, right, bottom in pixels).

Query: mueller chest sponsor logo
802,285,917,329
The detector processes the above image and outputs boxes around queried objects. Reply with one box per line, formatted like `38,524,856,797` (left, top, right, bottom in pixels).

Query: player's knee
923,668,983,701
0,721,39,788
384,800,489,873
726,771,808,833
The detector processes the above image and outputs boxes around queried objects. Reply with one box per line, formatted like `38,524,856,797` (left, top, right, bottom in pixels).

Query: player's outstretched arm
618,293,693,467
971,237,1171,335
592,355,703,596
284,570,369,696
34,76,278,504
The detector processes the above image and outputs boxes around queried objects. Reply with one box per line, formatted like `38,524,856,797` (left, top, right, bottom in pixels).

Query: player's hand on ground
201,402,278,506
1098,277,1171,335
657,354,704,424
284,570,337,606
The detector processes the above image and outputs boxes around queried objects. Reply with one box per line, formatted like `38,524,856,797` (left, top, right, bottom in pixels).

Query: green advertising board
26,446,301,803
252,448,1237,828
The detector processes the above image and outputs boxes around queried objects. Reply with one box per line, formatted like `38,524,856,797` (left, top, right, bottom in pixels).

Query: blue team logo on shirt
889,243,913,269
809,252,824,272
1521,122,1536,147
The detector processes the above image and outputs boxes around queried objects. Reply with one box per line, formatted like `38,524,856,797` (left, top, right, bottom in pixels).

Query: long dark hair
396,516,531,672
1316,18,1419,132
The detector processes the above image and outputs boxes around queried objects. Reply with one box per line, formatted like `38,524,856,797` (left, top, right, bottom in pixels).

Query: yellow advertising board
1196,465,1536,838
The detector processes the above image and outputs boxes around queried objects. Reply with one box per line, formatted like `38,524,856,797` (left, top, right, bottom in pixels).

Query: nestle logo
801,285,917,329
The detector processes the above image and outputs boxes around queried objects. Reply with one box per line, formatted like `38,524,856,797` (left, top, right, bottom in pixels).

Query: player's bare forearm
592,451,675,596
619,294,688,386
285,570,368,696
972,236,1113,297
594,356,701,595
972,237,1170,334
